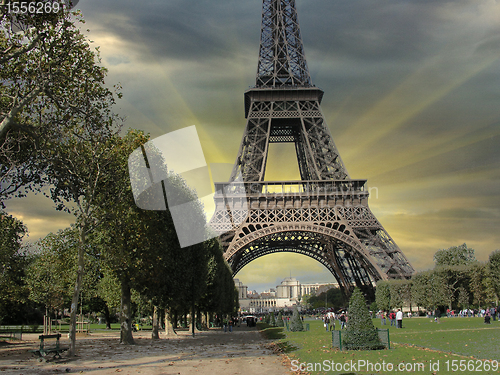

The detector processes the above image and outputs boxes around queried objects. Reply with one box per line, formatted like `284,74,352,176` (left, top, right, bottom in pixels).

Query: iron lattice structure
209,0,414,297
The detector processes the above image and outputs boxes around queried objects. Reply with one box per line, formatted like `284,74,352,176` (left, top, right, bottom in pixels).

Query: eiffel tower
209,0,414,297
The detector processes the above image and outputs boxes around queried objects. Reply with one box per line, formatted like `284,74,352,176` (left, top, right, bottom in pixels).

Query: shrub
277,312,284,327
343,288,384,350
269,312,276,326
289,306,304,331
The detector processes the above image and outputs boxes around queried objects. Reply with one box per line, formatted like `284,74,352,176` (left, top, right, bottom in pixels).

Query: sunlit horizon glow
4,0,500,293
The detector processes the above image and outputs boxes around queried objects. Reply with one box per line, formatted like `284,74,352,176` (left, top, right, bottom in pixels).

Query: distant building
301,282,336,296
233,279,247,300
276,277,301,299
235,277,337,313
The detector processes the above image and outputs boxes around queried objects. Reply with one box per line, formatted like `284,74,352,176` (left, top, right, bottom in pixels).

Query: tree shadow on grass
275,340,299,353
258,326,300,354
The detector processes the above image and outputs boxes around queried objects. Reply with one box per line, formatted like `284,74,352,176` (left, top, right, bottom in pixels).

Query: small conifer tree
277,311,284,327
264,313,270,324
343,288,384,350
289,306,304,331
269,311,276,326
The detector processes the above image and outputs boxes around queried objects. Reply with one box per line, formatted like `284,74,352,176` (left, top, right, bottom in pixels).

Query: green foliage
375,281,391,311
277,311,284,327
342,288,384,350
488,250,500,301
468,263,487,308
434,243,476,267
306,287,345,310
198,238,236,316
25,228,78,310
0,212,30,323
97,271,121,310
269,311,276,327
1,8,122,203
289,306,304,332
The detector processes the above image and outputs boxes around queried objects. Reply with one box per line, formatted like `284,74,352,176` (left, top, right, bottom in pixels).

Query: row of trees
375,244,500,312
1,2,238,355
303,287,347,310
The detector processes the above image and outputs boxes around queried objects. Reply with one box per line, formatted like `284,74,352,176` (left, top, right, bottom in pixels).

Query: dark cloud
298,0,451,63
372,121,500,185
81,0,260,62
8,0,498,290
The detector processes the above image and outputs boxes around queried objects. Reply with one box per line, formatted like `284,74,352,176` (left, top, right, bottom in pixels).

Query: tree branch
0,86,42,138
0,32,44,65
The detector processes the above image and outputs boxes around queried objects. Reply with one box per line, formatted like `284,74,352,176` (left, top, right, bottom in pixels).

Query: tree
2,6,122,356
0,211,30,323
277,311,284,327
198,238,234,329
25,228,77,315
342,288,383,350
434,243,476,267
269,311,276,327
488,250,500,302
411,271,430,309
289,306,303,332
1,7,120,203
469,263,486,309
375,281,391,312
92,129,214,343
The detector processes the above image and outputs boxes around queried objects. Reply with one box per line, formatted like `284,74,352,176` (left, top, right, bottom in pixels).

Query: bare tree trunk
190,303,196,337
201,311,207,329
151,305,160,340
172,309,178,329
103,304,112,330
68,226,86,356
164,308,176,336
120,279,134,345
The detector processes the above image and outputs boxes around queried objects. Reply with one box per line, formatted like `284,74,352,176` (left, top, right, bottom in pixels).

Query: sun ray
340,53,500,165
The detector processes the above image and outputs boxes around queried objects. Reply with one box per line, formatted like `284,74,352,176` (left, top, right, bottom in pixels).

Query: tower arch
209,0,414,299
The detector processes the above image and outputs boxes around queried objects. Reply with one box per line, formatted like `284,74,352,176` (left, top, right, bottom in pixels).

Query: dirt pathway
0,325,294,375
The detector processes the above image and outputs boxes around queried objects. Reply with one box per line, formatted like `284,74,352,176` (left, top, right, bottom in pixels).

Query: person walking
329,313,335,331
340,313,346,329
380,311,386,326
434,308,441,323
396,309,403,329
389,311,396,326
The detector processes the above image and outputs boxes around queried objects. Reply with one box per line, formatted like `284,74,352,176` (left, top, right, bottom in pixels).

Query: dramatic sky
5,0,500,292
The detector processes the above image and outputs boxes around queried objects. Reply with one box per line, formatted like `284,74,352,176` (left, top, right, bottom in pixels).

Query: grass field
259,317,500,375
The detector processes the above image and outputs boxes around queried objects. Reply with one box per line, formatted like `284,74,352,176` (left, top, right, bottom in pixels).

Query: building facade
235,277,336,313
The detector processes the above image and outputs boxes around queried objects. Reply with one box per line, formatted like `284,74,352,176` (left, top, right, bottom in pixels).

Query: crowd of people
321,311,348,331
377,306,500,326
378,309,405,328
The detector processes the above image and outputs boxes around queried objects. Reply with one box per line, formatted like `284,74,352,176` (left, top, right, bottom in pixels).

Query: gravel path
0,325,294,375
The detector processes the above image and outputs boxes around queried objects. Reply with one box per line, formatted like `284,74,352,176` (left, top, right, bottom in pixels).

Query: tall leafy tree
0,211,30,323
25,228,77,315
375,281,391,312
469,263,487,309
1,7,120,203
92,129,212,342
434,243,476,267
488,250,500,302
2,6,122,355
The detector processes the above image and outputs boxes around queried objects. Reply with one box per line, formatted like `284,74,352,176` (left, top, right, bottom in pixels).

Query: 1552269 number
445,359,499,372
5,1,62,14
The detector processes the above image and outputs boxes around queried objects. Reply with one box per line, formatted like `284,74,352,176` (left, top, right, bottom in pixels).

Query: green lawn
259,317,500,375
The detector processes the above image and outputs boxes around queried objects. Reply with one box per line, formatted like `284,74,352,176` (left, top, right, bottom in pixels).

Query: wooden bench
30,333,68,360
